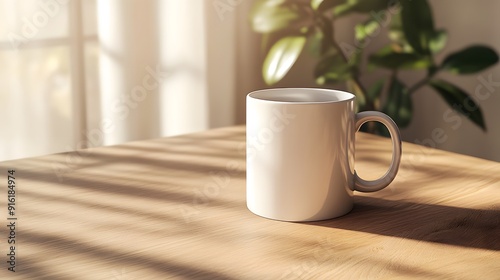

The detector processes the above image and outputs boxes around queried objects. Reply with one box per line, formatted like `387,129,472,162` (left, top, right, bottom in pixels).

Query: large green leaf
369,46,431,70
388,13,404,43
263,36,307,85
334,0,390,17
430,79,486,131
388,13,414,53
312,0,344,12
314,52,351,84
400,0,434,55
429,30,447,54
311,0,323,9
250,0,307,33
383,78,412,127
390,12,438,53
355,19,380,42
306,28,324,57
318,17,334,55
441,45,499,74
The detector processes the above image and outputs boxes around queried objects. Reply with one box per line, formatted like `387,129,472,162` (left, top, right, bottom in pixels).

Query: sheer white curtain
0,0,238,161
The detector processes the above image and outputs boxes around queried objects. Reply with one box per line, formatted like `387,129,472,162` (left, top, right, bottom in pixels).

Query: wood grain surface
0,125,499,279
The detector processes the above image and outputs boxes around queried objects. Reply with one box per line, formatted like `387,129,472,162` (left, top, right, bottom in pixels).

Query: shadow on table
20,230,235,280
307,196,500,251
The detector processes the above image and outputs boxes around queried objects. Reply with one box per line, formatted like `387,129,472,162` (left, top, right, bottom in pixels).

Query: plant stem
323,17,373,111
407,68,439,95
318,16,363,94
407,76,431,95
333,46,366,92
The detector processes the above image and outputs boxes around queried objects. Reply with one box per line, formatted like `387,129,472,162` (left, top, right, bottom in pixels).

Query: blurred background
1,0,499,162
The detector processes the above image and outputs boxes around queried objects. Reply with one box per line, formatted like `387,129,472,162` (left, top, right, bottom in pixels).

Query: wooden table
1,126,499,279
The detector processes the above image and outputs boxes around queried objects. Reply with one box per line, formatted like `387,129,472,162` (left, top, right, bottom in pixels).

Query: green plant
250,0,499,133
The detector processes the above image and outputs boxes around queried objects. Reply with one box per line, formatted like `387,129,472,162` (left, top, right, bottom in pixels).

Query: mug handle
354,111,402,192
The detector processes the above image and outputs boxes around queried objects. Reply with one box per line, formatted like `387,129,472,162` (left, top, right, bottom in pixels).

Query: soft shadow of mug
246,88,402,222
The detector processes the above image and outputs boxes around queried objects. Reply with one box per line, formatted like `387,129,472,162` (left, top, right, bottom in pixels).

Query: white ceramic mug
246,88,402,222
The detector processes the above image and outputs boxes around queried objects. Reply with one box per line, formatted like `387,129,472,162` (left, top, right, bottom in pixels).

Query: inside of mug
248,88,354,103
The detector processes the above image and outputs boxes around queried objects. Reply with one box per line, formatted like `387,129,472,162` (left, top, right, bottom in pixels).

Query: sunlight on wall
158,0,209,136
97,0,161,146
0,0,73,160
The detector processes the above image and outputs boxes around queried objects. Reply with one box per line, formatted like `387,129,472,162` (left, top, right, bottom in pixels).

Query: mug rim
247,88,355,104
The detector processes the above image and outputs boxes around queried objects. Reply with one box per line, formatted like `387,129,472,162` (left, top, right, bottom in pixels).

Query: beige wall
234,0,500,162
